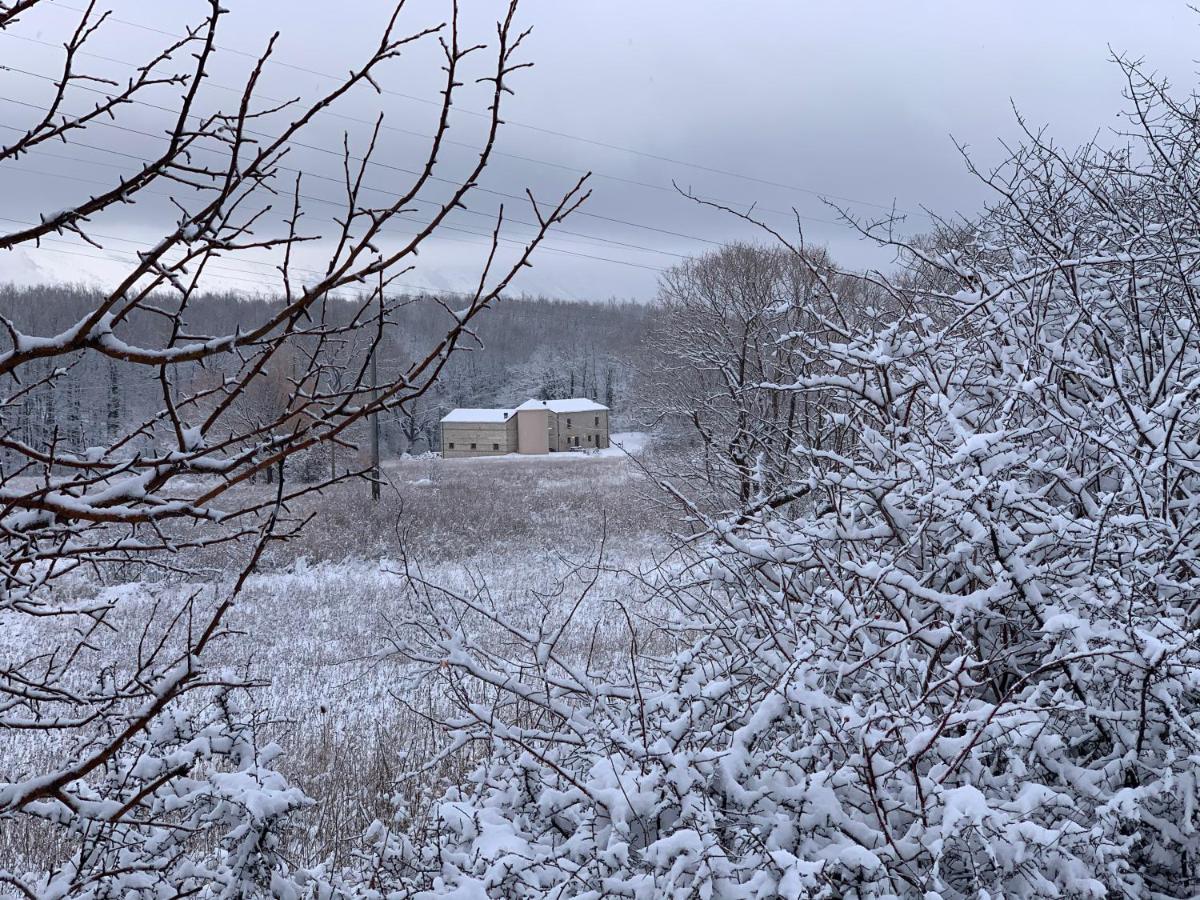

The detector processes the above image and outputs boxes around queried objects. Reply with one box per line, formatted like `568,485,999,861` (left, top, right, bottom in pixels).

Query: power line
0,118,672,297
0,12,930,300
0,212,396,296
11,236,302,293
1,126,678,263
2,29,872,230
0,66,724,255
1,152,670,285
10,226,629,311
0,99,669,274
0,58,737,248
26,4,928,221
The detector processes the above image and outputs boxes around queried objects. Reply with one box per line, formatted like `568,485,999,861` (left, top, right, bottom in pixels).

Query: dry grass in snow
1,436,668,870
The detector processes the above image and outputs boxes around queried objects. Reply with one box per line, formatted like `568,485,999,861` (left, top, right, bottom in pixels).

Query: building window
448,442,455,449
493,443,499,451
470,443,477,450
566,417,572,427
594,416,599,426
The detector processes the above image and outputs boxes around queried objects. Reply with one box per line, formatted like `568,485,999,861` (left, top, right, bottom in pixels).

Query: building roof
514,398,609,414
441,408,514,424
442,398,608,424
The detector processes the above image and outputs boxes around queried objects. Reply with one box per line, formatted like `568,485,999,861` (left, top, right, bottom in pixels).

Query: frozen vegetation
1,444,668,876
6,0,1200,896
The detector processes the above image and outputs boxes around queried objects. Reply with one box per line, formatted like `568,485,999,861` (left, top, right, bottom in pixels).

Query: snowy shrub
1,681,315,897
387,57,1200,899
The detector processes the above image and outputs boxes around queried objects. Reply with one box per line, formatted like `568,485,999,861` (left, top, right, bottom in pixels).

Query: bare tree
0,0,587,894
645,241,859,511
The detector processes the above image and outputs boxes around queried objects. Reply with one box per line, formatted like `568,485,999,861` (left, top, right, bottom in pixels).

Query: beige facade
441,416,518,458
440,399,609,458
550,408,609,451
516,408,550,454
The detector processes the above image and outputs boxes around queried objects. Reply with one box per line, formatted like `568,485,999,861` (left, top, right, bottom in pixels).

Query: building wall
551,409,609,451
516,408,550,454
440,408,610,457
441,419,517,458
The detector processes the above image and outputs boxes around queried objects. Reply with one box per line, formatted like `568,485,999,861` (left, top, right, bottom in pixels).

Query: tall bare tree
646,242,858,510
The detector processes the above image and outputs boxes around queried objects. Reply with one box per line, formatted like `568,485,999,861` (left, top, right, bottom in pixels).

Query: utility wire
1,152,669,282
12,228,634,312
7,212,643,314
12,7,927,220
0,67,729,251
1,29,880,230
0,98,689,262
0,98,669,274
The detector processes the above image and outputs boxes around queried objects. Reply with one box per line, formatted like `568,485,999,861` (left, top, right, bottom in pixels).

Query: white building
440,398,610,457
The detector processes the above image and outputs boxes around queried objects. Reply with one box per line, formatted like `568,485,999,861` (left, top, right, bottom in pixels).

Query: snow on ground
608,430,647,455
405,430,649,465
1,435,667,871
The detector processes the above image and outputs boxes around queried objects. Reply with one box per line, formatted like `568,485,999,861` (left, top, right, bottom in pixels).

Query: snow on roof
514,397,609,414
441,408,513,424
548,398,608,413
442,399,607,423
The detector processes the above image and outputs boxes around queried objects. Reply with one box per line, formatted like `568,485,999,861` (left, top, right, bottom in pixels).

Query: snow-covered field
1,435,667,870
390,430,649,467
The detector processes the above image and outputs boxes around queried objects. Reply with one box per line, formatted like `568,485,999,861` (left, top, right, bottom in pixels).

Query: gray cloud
1,0,1196,300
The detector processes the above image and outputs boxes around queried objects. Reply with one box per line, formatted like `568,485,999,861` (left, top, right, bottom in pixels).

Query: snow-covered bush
2,687,314,897
389,56,1200,898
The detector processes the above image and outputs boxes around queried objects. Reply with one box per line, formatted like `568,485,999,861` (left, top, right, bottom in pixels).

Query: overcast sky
2,1,1197,300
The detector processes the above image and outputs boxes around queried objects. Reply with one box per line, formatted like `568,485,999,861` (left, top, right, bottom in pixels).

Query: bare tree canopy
647,242,861,509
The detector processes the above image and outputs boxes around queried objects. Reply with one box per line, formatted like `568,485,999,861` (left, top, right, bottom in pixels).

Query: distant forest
0,284,653,465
